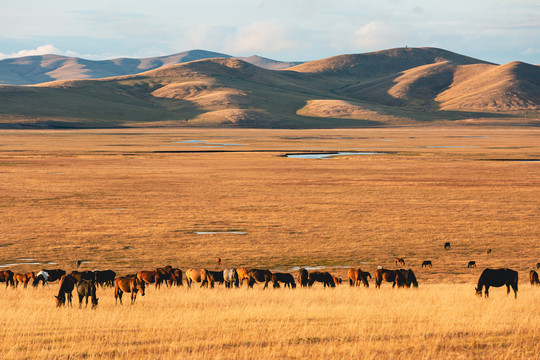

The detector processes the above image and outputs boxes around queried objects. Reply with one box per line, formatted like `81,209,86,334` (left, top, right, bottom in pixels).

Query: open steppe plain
0,127,539,359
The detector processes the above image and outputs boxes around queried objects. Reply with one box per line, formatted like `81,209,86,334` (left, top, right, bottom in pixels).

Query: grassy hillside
0,48,538,128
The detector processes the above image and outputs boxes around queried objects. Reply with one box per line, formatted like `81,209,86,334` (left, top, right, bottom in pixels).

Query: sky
1,0,539,64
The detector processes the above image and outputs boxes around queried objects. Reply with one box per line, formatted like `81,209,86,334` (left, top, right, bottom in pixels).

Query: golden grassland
0,127,539,358
0,284,539,359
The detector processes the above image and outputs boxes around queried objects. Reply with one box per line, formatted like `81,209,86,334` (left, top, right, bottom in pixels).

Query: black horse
76,279,99,308
475,268,518,298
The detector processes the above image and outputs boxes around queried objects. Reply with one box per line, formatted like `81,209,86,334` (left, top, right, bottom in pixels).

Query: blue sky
1,0,539,64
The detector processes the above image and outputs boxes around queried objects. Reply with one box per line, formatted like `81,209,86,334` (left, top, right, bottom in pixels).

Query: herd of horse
1,260,537,307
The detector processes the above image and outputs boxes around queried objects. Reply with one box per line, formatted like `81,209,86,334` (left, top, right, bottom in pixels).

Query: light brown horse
394,258,405,266
237,268,250,286
347,268,369,287
185,269,214,288
14,272,34,288
55,275,76,307
115,277,145,305
297,268,309,288
374,268,406,288
529,270,540,286
168,268,183,287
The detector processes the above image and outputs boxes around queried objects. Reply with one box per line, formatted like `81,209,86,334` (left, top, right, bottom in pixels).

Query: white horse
33,270,50,287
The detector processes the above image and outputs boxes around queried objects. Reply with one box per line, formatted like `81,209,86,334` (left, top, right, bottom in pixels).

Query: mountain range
0,47,538,128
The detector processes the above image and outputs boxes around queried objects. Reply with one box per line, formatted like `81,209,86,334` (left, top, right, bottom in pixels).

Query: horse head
475,287,483,296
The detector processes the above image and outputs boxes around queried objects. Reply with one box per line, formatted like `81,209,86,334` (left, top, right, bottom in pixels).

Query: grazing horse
185,269,214,288
332,276,342,285
297,268,309,288
76,280,99,308
536,262,540,269
33,269,66,287
216,257,221,265
247,269,273,289
444,242,451,250
168,268,183,287
468,261,476,268
155,265,173,286
208,271,224,286
70,270,94,282
223,268,239,288
399,269,418,288
115,276,145,305
347,268,369,287
93,269,116,287
394,258,405,266
14,272,34,288
421,260,432,268
137,270,166,289
529,270,540,286
475,268,518,298
237,268,250,286
0,270,14,287
55,275,76,307
486,249,492,254
308,271,335,288
374,269,405,288
272,272,296,289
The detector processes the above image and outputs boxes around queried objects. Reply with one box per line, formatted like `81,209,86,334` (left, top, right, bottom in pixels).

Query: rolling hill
0,47,538,128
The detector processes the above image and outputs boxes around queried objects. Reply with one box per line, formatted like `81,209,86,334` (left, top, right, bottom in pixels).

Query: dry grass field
0,127,539,359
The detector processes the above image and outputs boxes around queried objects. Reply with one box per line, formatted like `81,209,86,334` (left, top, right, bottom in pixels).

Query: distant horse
486,249,492,254
529,270,540,286
475,268,518,298
55,275,76,307
297,268,309,288
536,262,540,269
76,280,99,308
399,269,418,288
14,272,34,288
0,270,14,287
444,242,451,250
272,272,296,289
223,268,239,288
374,269,405,288
216,257,221,265
468,261,476,268
70,270,94,282
421,261,432,268
237,268,250,286
394,258,405,266
347,268,369,287
185,269,214,288
93,269,116,287
115,276,145,305
308,271,335,288
247,269,273,289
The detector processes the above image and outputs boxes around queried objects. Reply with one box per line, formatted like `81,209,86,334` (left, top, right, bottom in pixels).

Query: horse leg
485,286,489,298
78,294,84,308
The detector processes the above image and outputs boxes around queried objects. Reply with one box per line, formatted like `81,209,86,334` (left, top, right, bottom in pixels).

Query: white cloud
353,22,409,51
0,44,62,60
224,21,299,55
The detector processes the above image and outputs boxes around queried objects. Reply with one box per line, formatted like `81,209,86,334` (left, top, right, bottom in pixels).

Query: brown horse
374,269,405,288
208,271,224,286
421,260,432,267
468,261,476,268
168,268,183,286
486,249,492,254
529,270,540,286
0,270,14,287
137,270,166,289
55,275,76,307
237,268,250,286
297,268,309,288
14,272,34,288
398,269,418,288
272,272,296,289
394,258,405,266
115,277,145,304
185,269,214,288
347,268,369,287
247,269,273,289
475,268,518,298
308,271,335,288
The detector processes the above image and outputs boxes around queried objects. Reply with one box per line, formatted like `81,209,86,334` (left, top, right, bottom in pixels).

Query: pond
285,152,384,159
